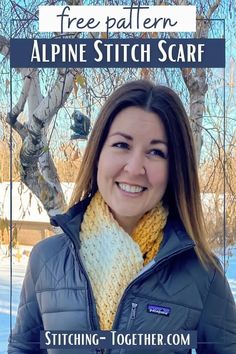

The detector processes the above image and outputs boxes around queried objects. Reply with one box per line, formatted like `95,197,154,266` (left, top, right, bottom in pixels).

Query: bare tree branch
207,0,221,18
12,69,37,116
6,114,27,140
32,69,74,128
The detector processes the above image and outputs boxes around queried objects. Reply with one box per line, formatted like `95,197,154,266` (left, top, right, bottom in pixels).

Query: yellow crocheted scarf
131,200,168,265
79,191,168,330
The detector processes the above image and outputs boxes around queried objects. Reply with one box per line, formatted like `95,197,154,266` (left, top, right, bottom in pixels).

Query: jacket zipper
118,303,138,354
103,303,138,354
127,302,138,329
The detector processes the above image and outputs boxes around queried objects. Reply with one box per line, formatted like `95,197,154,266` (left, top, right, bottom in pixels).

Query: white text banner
39,5,196,33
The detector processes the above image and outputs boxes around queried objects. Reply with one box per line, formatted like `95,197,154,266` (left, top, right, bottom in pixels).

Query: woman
8,80,236,353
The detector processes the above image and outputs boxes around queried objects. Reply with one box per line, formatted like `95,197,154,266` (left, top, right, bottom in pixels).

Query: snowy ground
0,254,29,354
0,248,236,354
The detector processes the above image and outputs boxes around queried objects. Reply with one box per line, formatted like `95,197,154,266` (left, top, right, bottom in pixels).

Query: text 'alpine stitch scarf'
79,191,168,330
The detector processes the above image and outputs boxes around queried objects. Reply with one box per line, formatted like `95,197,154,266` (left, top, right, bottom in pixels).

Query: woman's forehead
108,106,167,142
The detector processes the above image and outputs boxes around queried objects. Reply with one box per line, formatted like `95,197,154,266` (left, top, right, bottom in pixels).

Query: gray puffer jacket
8,198,236,354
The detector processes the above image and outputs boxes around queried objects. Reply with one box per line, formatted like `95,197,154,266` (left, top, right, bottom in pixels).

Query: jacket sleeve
8,247,46,354
196,266,236,353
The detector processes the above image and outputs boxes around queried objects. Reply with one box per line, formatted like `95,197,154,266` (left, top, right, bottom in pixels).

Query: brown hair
69,80,217,269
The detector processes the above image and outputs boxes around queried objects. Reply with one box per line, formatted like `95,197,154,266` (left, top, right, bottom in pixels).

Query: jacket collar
156,217,195,262
50,197,91,248
50,198,195,261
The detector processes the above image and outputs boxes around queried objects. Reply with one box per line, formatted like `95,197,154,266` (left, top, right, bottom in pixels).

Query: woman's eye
112,142,129,149
148,149,167,159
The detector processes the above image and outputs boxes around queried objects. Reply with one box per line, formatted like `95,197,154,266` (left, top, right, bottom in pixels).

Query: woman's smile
116,182,147,194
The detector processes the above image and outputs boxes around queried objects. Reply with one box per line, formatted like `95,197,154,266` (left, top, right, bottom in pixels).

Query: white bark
0,37,76,217
32,69,74,128
182,67,208,165
18,68,75,217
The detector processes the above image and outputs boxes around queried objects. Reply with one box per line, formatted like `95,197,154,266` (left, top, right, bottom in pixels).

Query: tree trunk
182,68,208,164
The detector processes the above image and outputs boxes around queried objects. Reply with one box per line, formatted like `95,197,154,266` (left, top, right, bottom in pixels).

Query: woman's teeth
118,183,145,193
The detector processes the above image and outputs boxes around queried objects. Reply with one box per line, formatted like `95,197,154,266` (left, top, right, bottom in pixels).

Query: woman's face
97,106,169,233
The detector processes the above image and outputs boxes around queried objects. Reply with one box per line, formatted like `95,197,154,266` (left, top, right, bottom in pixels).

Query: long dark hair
70,80,216,268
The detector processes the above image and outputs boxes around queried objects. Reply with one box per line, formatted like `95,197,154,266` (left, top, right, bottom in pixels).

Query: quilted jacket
8,198,236,354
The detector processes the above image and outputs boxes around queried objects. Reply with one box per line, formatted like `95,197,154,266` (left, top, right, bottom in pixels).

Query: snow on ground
1,248,236,354
0,254,28,354
0,182,74,223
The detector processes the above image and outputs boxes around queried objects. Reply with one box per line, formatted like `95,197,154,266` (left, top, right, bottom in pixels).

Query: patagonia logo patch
147,304,171,316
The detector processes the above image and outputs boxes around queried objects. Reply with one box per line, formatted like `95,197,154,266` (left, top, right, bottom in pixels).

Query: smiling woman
97,107,169,234
8,80,236,354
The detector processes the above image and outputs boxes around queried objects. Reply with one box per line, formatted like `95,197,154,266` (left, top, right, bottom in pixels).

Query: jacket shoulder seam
35,287,86,294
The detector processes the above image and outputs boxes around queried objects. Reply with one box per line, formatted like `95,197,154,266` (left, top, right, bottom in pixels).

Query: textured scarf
79,191,168,330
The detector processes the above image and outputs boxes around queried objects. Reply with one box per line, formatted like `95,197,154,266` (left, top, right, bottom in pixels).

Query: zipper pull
130,302,138,319
119,304,137,354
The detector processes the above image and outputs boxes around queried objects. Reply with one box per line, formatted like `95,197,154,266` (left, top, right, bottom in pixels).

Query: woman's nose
123,152,146,175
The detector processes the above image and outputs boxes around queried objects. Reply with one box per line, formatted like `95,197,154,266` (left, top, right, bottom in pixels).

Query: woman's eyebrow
109,132,168,146
150,139,168,146
109,132,133,140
